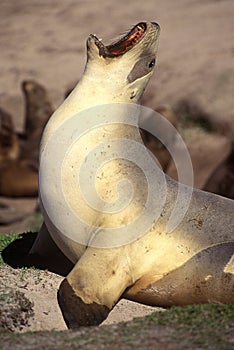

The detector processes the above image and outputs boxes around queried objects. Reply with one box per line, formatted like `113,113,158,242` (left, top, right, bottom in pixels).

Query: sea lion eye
149,58,155,68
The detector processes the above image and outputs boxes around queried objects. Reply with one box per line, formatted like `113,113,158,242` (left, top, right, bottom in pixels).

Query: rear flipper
124,242,234,306
29,222,73,275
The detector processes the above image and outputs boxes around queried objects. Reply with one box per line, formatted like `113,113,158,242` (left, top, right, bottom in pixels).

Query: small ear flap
86,35,101,60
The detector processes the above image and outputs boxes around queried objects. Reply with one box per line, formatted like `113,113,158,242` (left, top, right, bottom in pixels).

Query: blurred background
0,0,233,233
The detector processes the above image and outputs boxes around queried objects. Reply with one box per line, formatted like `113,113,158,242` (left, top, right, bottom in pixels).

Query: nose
152,22,160,31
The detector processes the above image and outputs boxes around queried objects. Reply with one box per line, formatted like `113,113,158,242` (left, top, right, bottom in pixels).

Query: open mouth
94,22,147,58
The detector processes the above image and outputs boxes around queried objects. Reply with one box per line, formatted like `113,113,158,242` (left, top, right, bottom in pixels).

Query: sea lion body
22,80,53,139
204,143,234,199
0,108,19,163
0,107,38,198
0,159,38,197
31,22,234,328
21,80,54,169
0,80,53,198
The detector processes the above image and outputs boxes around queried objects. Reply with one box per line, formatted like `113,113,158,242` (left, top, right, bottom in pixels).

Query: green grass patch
146,303,234,326
143,303,234,347
61,303,234,349
70,303,233,349
0,233,20,264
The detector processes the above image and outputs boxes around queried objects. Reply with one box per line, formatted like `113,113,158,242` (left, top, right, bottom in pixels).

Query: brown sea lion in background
0,107,37,221
164,97,233,194
204,142,234,199
22,80,54,138
0,160,38,198
0,107,36,198
21,80,54,168
0,107,20,164
166,132,232,190
0,80,53,199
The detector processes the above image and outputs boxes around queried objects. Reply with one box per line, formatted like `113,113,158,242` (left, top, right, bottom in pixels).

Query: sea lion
0,80,52,198
204,142,234,199
21,80,54,168
22,80,53,139
166,132,232,190
30,21,234,329
0,107,37,198
0,159,38,197
0,107,19,164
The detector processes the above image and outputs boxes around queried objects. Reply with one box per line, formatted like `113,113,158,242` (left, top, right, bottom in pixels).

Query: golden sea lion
30,22,234,329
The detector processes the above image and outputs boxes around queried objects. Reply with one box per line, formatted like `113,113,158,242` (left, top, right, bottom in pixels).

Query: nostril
152,22,160,31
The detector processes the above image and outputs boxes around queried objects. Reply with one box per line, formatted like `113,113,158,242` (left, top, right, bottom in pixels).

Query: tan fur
30,22,234,329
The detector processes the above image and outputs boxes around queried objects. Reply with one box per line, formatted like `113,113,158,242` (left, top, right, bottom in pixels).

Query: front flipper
58,280,110,328
58,245,133,328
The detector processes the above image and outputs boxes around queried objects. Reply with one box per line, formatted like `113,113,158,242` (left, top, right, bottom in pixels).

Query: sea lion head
85,22,160,103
